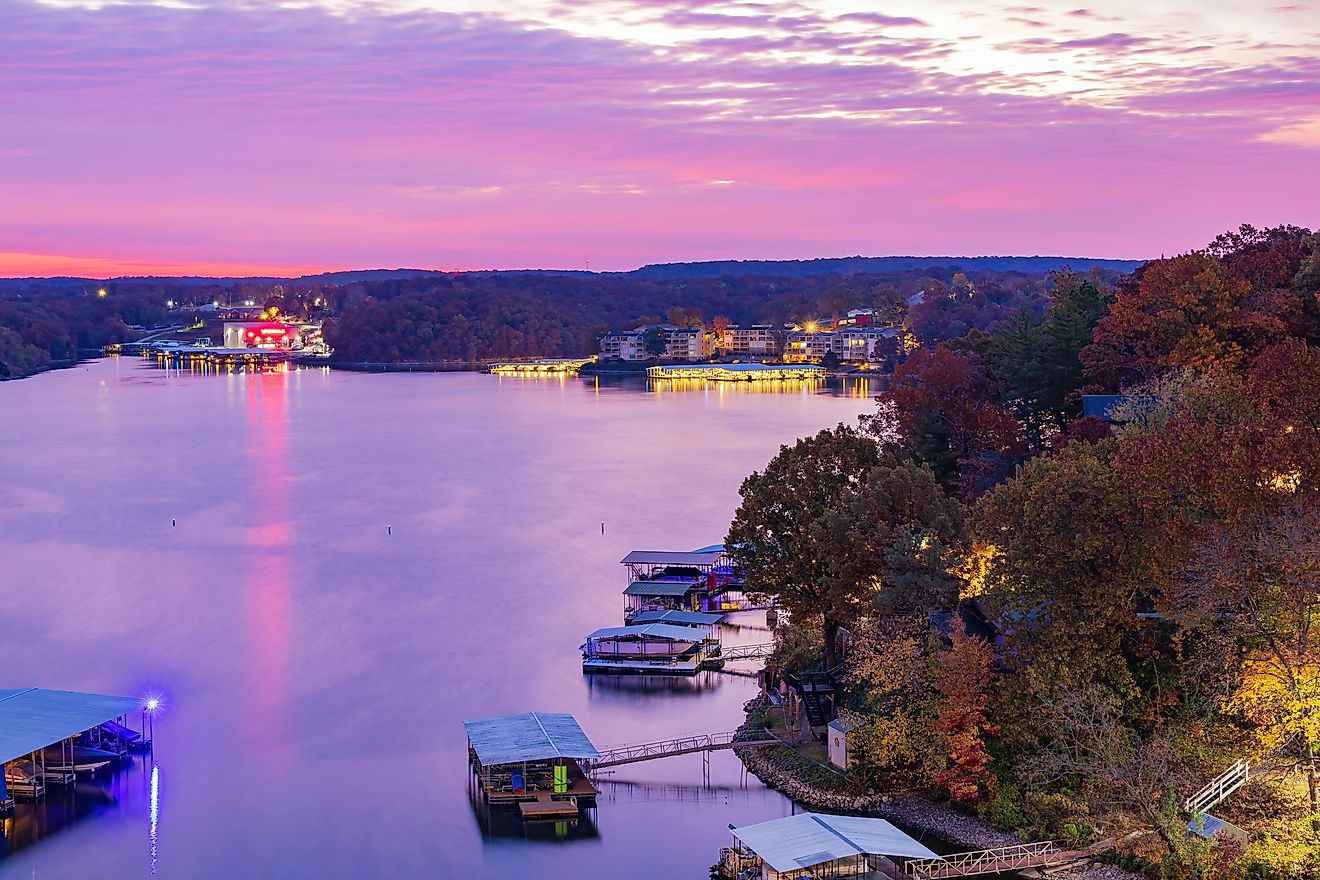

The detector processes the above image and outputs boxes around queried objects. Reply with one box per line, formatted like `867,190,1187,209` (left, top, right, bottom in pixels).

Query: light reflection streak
149,763,160,875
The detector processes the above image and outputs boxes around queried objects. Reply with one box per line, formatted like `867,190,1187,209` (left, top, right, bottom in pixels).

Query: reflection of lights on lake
149,764,160,874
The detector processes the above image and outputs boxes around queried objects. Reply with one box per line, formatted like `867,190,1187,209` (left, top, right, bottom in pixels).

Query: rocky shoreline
732,704,1142,880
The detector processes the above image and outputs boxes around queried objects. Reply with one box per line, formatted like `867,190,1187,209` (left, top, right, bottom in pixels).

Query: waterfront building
222,321,298,350
598,328,648,361
717,325,780,357
783,328,837,362
720,812,941,880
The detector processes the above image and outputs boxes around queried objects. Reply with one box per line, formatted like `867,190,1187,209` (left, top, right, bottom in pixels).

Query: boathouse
630,609,725,627
721,813,941,880
581,623,719,675
621,547,747,619
0,688,144,805
463,712,600,819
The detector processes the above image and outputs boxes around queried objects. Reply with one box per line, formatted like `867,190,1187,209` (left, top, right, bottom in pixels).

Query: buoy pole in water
601,522,605,534
388,525,392,536
171,519,176,527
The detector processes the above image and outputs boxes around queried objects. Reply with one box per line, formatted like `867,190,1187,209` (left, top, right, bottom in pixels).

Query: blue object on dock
511,771,524,792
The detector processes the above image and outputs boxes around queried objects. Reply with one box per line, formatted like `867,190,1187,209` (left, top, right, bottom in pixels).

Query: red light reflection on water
243,371,292,754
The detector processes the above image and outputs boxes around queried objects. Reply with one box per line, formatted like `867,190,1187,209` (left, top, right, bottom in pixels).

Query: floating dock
646,363,826,381
463,712,600,817
581,622,724,676
488,357,596,376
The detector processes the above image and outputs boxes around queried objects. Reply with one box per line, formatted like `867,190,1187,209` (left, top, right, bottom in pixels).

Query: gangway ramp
904,841,1110,878
589,730,777,770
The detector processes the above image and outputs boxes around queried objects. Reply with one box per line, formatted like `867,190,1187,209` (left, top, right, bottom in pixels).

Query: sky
2,0,1318,276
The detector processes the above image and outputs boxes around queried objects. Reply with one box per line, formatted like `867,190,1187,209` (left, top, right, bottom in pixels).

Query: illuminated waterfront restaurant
463,712,600,819
645,363,826,381
222,321,297,350
721,813,941,880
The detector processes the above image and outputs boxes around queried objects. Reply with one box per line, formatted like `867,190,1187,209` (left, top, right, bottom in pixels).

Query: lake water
0,358,873,878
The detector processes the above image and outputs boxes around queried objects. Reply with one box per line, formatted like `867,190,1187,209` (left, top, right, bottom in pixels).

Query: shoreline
732,701,1141,880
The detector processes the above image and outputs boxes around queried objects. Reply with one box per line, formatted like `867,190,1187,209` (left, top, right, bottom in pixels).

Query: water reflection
467,775,600,844
0,762,148,859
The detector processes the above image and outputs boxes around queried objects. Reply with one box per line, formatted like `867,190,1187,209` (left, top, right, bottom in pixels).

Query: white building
718,325,779,357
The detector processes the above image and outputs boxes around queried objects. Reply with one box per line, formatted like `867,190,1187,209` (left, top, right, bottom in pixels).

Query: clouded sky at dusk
2,0,1318,276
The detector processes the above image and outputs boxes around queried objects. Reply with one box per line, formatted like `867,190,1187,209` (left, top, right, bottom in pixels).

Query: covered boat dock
581,622,721,675
463,712,600,819
721,813,942,880
0,688,145,807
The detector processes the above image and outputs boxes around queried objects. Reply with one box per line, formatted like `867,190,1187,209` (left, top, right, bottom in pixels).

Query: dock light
166,300,174,309
146,698,160,712
96,288,108,298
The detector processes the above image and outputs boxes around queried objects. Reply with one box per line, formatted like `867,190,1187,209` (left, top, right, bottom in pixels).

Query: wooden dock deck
518,792,582,819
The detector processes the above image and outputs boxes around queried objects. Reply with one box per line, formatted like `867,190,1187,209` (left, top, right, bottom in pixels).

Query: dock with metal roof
581,622,723,676
721,813,942,879
0,688,147,806
463,712,601,814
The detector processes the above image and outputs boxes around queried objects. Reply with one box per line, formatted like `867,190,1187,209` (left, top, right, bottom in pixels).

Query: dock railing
904,841,1066,878
589,730,778,769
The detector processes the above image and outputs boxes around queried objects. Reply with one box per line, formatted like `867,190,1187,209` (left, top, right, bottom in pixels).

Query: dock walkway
590,730,777,769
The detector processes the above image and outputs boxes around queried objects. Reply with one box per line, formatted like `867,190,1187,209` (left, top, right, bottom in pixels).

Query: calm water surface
0,358,872,878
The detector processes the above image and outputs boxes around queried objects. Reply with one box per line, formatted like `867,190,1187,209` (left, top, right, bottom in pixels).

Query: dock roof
621,550,724,567
0,688,142,764
732,813,940,873
623,580,698,597
631,610,724,626
585,623,703,642
462,712,600,767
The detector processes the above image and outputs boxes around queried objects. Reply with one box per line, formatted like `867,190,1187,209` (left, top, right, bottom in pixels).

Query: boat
4,760,45,798
40,745,119,773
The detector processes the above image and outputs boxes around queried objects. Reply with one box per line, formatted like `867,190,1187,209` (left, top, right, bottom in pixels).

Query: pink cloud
0,0,1317,275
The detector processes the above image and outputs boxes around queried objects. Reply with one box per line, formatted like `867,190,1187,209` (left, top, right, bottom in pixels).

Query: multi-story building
664,327,714,361
598,329,647,361
783,329,837,362
599,326,713,362
717,325,779,357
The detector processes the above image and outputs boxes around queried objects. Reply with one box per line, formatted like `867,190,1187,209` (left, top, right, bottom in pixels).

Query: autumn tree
881,345,1025,498
1180,498,1320,836
726,426,883,668
931,621,998,802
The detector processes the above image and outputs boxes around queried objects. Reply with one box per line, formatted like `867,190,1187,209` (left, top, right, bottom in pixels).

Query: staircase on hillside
1184,759,1250,815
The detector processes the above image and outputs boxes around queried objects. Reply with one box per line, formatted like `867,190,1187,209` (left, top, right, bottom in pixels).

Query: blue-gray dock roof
0,688,142,764
623,580,698,596
631,610,724,626
732,813,941,873
585,623,704,642
462,712,600,766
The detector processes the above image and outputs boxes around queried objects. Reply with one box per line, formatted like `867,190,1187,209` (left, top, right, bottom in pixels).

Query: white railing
591,730,777,768
1185,759,1250,814
905,841,1065,878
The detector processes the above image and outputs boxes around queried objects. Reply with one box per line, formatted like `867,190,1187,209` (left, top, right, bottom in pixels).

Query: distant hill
625,255,1144,280
0,255,1143,288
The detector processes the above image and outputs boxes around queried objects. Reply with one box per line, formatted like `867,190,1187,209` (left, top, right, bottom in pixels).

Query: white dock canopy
732,813,941,874
631,610,724,626
0,688,142,764
585,624,703,642
620,550,724,567
462,712,600,767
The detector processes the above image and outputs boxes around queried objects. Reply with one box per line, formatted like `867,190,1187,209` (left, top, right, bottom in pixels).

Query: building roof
0,688,142,764
1081,394,1130,422
585,623,703,642
623,580,698,597
733,813,941,873
631,610,724,626
462,712,600,766
621,550,725,567
828,715,861,734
